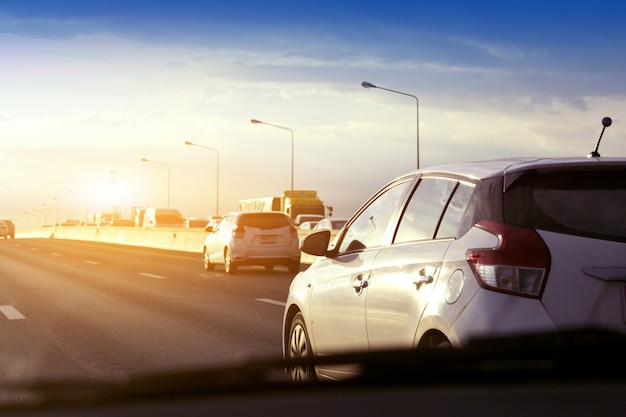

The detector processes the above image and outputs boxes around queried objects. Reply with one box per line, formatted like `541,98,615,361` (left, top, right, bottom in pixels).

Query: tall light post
53,197,71,219
42,203,59,225
110,170,136,217
184,141,220,216
23,211,36,229
140,158,171,208
250,119,294,191
68,189,88,222
361,81,420,169
32,208,47,226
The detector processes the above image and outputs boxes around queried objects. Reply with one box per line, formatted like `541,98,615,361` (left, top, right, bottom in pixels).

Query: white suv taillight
466,219,551,298
232,225,245,239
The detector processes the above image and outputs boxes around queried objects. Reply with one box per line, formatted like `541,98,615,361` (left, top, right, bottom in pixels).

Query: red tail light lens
466,219,550,298
290,225,298,240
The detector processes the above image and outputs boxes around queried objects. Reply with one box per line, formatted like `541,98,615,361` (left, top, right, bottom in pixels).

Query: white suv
203,211,301,274
283,157,626,381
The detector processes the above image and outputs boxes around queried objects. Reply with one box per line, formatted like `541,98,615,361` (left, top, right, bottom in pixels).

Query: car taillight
232,226,245,239
466,219,550,298
290,225,298,240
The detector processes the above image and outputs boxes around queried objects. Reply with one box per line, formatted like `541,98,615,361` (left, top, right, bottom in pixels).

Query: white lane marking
255,298,286,307
84,260,99,265
0,305,26,320
52,253,63,257
139,272,166,279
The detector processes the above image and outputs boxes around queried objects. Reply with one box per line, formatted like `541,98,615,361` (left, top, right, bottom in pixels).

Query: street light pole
184,141,220,216
42,203,59,225
140,158,171,208
361,81,420,169
250,119,294,191
53,197,71,219
110,170,136,217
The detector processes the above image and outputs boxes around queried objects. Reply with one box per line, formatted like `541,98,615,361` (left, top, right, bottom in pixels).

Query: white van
142,208,184,228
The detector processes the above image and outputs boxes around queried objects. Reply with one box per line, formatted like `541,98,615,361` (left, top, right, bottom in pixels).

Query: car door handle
413,267,435,288
352,274,369,295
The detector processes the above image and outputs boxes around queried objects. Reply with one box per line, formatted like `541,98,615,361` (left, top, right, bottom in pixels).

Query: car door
206,215,233,264
309,177,415,357
365,177,475,350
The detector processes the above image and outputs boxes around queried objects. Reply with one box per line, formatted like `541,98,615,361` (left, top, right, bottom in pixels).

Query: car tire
288,261,300,274
203,249,215,271
224,248,237,274
287,312,316,382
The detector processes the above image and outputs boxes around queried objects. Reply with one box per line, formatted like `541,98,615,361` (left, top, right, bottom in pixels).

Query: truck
239,190,326,224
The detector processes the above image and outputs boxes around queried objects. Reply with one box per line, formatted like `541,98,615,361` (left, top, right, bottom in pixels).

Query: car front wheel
203,249,214,271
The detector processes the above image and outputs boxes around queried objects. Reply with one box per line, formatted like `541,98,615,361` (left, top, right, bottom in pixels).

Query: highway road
0,238,297,383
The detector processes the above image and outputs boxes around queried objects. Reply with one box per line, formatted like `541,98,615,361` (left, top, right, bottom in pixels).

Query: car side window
393,177,458,243
436,182,474,238
338,179,413,253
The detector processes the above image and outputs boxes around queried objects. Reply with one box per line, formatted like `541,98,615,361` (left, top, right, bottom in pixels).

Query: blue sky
1,1,625,224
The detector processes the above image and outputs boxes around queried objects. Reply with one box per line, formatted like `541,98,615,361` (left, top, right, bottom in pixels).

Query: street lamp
42,203,59,225
250,119,294,191
140,158,171,208
361,81,420,169
184,141,220,216
110,170,136,216
53,197,71,219
68,189,88,222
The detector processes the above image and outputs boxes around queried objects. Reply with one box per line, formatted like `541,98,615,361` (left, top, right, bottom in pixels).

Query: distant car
185,218,209,228
109,219,135,227
0,221,9,239
298,221,319,230
293,214,324,227
313,218,348,230
143,208,185,228
60,219,81,227
203,211,301,274
283,156,626,381
0,219,15,238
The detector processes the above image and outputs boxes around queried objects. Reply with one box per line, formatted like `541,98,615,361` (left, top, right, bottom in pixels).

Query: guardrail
15,226,337,265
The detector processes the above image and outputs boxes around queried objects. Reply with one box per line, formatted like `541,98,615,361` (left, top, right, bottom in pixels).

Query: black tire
288,261,300,274
203,249,214,271
224,248,237,274
287,312,316,382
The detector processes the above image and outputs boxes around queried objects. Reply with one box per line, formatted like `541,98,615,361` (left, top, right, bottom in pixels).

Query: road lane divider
139,272,166,279
255,298,286,307
0,305,26,320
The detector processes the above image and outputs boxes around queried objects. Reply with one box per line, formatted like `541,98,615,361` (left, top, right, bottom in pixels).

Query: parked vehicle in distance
0,221,9,239
143,208,184,228
293,214,324,227
185,218,209,228
283,156,626,382
60,219,80,227
0,219,15,238
313,218,348,230
298,221,319,229
109,219,135,227
203,211,301,274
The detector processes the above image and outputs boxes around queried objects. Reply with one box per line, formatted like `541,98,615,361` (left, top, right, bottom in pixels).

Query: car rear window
239,213,291,230
504,169,626,242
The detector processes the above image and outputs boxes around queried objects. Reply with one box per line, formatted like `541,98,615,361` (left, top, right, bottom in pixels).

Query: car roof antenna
588,117,612,158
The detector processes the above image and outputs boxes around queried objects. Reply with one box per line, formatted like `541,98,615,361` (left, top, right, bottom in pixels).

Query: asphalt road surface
0,238,297,383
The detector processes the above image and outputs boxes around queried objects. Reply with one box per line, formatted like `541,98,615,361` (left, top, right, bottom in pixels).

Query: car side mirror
204,225,214,233
300,230,331,256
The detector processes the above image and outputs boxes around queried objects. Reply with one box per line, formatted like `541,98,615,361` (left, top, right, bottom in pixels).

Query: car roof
412,156,626,181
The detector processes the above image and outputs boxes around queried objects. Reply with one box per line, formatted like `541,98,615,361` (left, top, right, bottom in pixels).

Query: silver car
283,157,626,381
203,211,301,274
